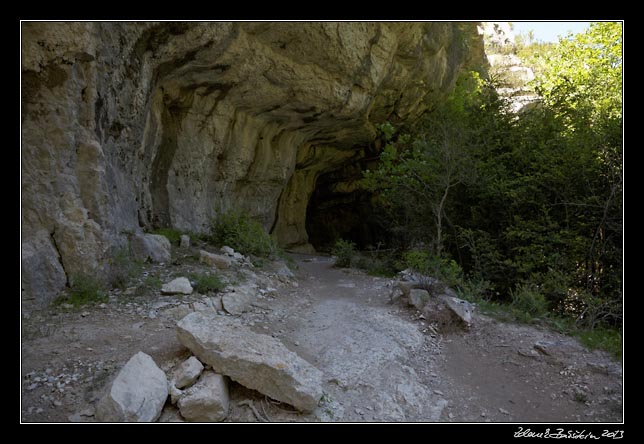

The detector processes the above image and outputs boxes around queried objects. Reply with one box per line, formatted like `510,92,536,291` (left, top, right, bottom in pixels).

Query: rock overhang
21,21,486,306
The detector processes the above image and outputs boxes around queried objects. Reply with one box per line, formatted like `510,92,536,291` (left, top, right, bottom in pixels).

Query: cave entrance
305,165,385,252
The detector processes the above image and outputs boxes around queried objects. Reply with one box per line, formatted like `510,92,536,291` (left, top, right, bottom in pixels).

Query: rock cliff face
480,22,539,113
21,22,485,306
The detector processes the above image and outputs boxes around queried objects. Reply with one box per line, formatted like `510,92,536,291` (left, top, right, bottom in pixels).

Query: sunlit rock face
480,22,539,113
21,22,485,306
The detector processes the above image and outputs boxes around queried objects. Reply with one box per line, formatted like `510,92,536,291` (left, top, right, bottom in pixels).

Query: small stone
499,408,510,415
173,356,204,389
180,235,190,249
178,372,230,422
169,383,183,405
27,383,38,391
221,246,235,256
68,413,82,422
222,286,256,315
480,412,486,417
81,312,90,317
354,408,363,415
448,412,454,419
79,406,95,417
294,341,300,347
200,250,233,269
53,400,63,407
408,289,430,310
99,303,108,309
433,390,444,396
161,277,193,295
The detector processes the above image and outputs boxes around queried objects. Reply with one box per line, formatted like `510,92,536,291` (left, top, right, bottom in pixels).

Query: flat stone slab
176,312,323,412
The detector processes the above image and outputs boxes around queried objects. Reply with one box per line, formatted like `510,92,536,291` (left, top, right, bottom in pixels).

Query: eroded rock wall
21,22,485,306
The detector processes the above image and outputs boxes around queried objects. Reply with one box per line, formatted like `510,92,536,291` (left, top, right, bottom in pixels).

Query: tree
362,72,483,257
363,22,622,329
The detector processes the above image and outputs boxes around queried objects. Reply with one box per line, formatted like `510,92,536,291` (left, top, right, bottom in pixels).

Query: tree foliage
362,23,622,329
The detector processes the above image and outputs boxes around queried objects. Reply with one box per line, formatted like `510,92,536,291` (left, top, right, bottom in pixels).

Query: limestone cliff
21,22,485,306
480,22,539,113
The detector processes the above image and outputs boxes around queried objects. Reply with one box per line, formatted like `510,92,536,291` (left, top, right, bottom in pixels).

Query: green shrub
189,273,225,293
575,327,622,360
108,247,143,290
402,250,464,289
209,211,278,258
510,283,548,317
55,274,108,307
456,277,492,302
332,239,356,268
133,274,162,298
151,228,182,245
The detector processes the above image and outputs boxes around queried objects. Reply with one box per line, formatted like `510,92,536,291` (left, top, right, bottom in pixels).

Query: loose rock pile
388,270,475,330
94,311,323,422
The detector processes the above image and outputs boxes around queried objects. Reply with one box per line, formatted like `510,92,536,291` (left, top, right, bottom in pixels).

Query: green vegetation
360,23,622,356
189,272,225,293
132,274,162,298
209,210,279,258
108,247,143,290
510,283,549,318
331,239,397,276
574,392,589,404
151,228,182,245
331,239,357,268
55,274,108,307
575,327,622,360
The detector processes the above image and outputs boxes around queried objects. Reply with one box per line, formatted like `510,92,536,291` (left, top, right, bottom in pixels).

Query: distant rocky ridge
480,22,539,113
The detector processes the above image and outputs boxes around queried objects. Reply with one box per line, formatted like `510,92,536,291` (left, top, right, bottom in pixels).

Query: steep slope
21,22,485,306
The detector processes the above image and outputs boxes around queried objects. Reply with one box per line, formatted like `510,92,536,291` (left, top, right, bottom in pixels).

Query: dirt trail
20,253,623,423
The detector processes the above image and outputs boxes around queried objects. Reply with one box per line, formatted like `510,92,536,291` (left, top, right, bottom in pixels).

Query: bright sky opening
511,22,593,43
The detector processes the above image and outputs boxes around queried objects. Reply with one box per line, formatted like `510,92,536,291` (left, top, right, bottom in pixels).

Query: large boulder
95,352,168,422
176,312,323,412
177,371,230,422
130,233,171,263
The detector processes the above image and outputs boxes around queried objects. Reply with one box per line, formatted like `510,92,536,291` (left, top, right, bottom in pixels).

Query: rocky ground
20,246,623,423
